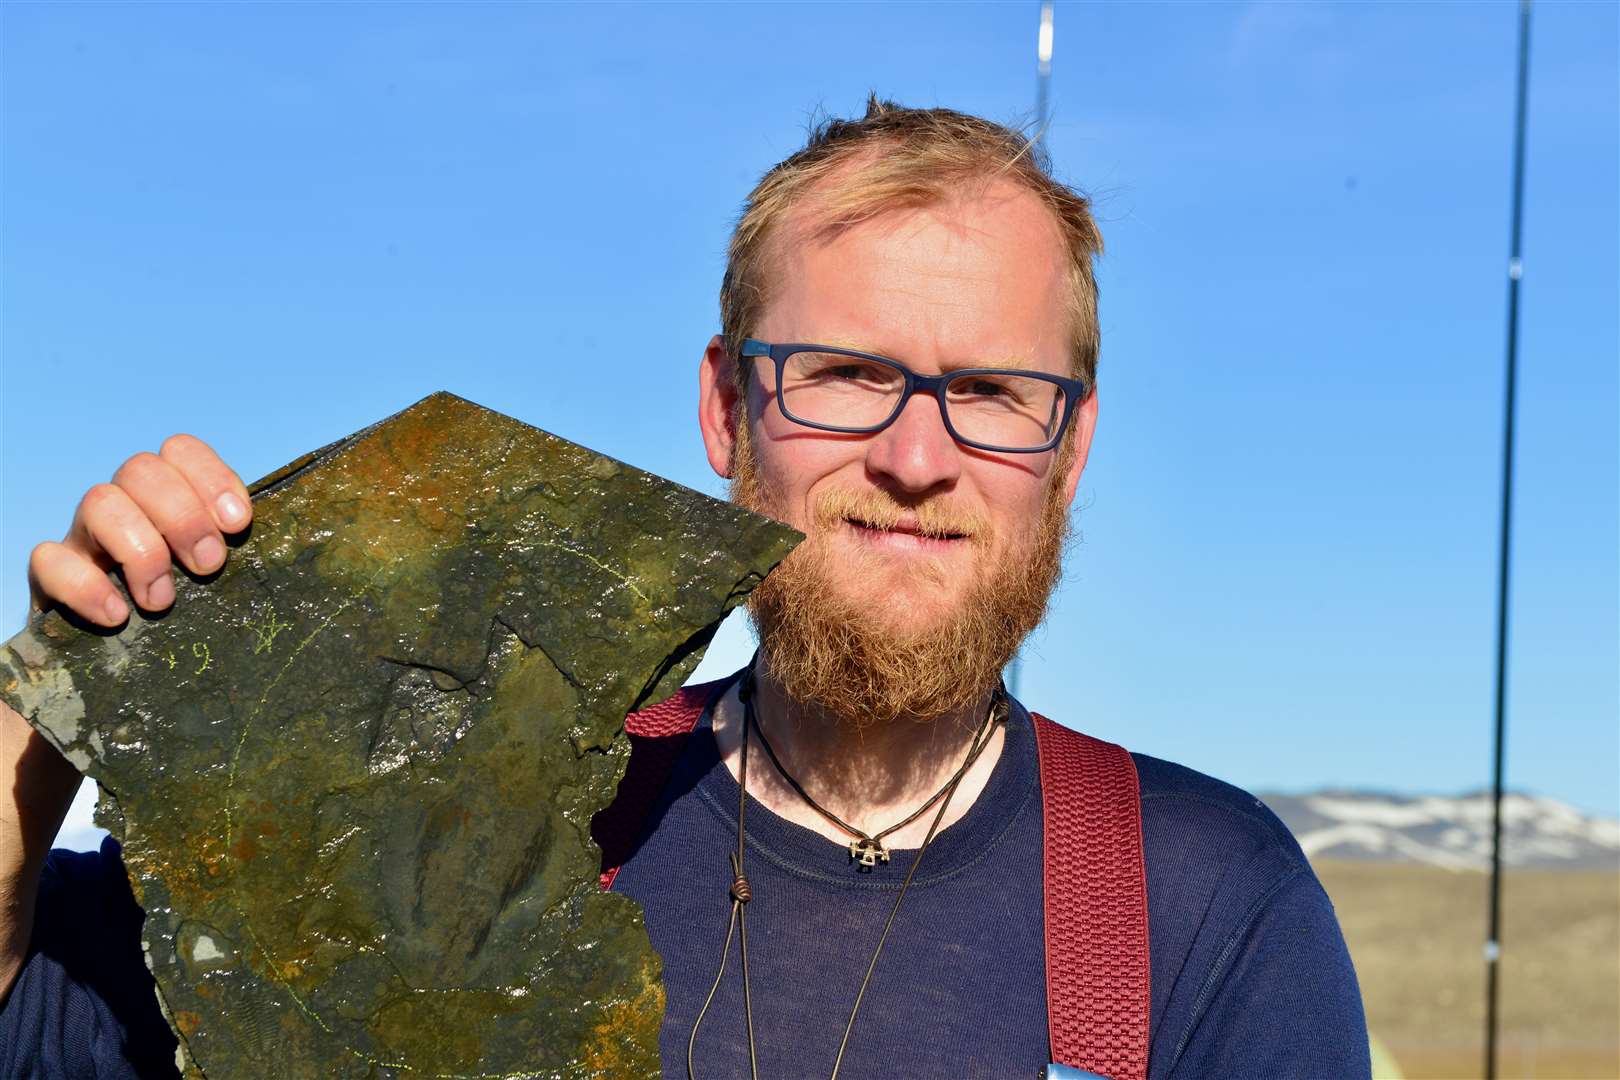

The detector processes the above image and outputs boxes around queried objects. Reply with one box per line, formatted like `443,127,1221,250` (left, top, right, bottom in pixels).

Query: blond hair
720,95,1103,391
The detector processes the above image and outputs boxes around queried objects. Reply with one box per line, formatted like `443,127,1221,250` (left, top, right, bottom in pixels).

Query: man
1,99,1369,1078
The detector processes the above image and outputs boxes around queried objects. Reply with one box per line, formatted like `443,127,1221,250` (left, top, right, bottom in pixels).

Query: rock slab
0,392,799,1078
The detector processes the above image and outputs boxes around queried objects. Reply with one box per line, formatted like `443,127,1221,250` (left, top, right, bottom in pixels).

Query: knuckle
81,483,125,515
113,451,164,486
160,433,203,460
28,543,88,597
123,525,170,560
171,507,217,542
28,541,59,572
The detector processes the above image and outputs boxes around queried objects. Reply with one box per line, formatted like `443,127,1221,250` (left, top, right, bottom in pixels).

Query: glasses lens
780,351,904,430
945,372,1067,450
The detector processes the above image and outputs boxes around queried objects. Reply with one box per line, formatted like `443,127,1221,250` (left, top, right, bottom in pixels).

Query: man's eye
796,357,890,384
952,377,1019,400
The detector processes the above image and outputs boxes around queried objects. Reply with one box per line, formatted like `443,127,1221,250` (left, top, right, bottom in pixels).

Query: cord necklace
686,666,1004,1080
749,683,1002,870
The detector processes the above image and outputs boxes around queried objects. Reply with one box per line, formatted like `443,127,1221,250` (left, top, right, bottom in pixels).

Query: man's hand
2,433,251,1002
27,434,253,622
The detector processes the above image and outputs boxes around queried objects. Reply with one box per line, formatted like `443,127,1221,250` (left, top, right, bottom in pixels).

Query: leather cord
826,699,999,1079
687,662,1003,1079
751,683,1003,862
687,671,760,1080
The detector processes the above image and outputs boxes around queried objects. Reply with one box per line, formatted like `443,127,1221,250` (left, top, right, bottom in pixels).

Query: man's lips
843,516,971,551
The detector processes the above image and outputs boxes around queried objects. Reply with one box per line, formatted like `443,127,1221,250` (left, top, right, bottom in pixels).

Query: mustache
810,487,992,546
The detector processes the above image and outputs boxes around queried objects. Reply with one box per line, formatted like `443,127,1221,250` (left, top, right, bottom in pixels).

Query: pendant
848,838,891,870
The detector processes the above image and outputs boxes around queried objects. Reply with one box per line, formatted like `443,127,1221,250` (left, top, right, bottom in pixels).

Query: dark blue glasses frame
738,339,1089,454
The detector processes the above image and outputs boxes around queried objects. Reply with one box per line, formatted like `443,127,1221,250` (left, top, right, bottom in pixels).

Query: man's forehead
813,336,1043,371
780,170,1061,253
762,196,1070,372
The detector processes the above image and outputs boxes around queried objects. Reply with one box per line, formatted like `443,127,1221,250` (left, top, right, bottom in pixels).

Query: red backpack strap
1031,712,1151,1080
594,678,730,891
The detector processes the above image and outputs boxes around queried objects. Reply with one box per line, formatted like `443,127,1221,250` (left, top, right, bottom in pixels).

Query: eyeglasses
738,339,1089,454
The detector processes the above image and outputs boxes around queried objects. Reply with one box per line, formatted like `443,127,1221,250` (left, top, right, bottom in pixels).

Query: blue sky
3,2,1615,837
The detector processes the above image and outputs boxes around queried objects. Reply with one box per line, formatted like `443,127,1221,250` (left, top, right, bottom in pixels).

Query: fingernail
193,535,225,572
147,575,175,609
216,493,248,529
104,594,129,624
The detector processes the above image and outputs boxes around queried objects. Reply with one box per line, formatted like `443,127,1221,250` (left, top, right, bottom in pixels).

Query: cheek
754,430,863,521
743,433,814,529
983,482,1055,550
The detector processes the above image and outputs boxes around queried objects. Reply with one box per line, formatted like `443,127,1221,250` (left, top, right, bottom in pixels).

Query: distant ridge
1259,789,1620,871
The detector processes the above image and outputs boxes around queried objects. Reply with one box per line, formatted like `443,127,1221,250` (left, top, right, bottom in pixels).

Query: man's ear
1061,388,1098,505
699,335,742,479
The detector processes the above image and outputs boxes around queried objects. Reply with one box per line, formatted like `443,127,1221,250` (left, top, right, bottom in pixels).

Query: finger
110,452,227,578
66,483,176,611
28,541,129,626
158,434,252,534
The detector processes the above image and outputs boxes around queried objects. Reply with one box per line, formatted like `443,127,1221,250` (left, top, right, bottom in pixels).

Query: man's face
699,178,1098,721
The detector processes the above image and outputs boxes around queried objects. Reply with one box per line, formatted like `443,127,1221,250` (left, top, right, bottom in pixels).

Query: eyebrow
814,337,1038,371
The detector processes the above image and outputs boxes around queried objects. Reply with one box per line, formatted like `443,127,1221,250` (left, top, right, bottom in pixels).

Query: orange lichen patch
292,396,473,554
364,989,525,1075
130,832,231,912
580,959,665,1077
232,837,257,862
174,1011,203,1035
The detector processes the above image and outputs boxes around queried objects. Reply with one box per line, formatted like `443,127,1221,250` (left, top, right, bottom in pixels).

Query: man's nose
864,391,962,494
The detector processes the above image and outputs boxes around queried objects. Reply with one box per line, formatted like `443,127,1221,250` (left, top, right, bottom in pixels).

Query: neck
712,667,1006,851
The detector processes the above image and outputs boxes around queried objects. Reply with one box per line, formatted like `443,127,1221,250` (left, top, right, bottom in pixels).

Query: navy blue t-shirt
2,693,1368,1079
613,694,1369,1079
2,837,178,1078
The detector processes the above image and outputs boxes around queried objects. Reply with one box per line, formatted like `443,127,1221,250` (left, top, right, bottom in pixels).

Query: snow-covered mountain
1259,790,1620,871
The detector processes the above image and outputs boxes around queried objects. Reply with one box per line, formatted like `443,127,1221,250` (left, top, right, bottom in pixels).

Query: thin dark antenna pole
1035,2,1054,144
1485,4,1532,1078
